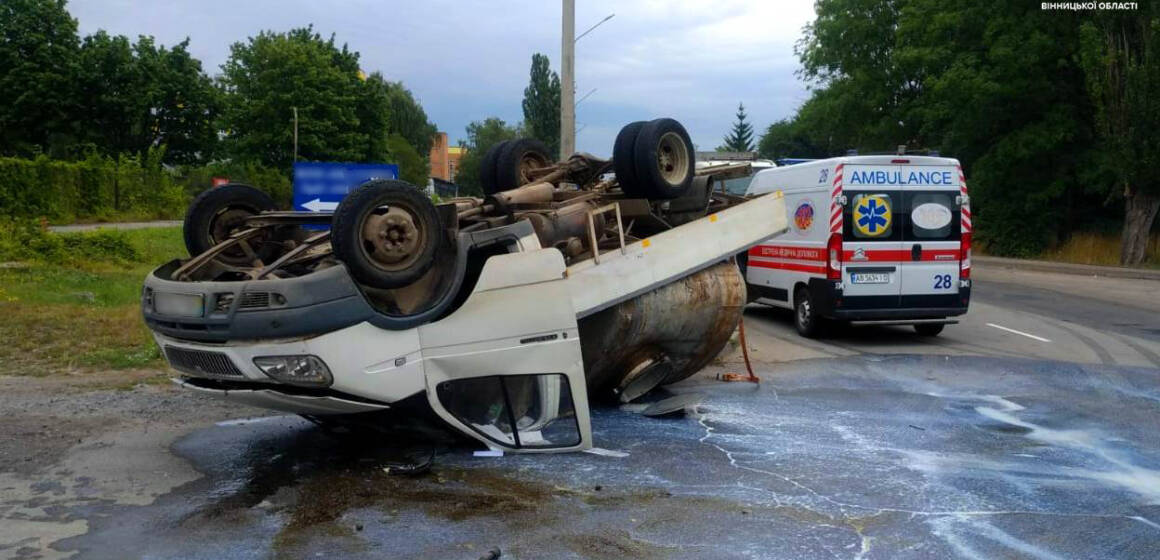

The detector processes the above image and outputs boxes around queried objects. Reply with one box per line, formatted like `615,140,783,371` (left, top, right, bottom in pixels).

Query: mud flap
417,249,592,452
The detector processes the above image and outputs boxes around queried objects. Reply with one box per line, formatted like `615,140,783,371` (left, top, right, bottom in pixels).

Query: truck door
899,189,962,307
417,249,591,453
842,190,903,307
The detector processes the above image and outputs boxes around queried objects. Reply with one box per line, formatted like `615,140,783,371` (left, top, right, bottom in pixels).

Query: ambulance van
742,155,971,337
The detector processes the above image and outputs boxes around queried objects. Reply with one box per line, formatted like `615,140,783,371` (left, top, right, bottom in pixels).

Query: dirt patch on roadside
0,373,245,474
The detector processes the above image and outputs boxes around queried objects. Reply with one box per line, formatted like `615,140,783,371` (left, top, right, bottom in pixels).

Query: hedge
0,150,291,223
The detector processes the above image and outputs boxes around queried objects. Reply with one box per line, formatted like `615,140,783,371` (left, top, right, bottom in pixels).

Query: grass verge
0,223,185,376
1036,231,1160,268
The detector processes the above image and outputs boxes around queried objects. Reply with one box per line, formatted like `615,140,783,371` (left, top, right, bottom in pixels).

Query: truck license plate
850,273,890,284
154,292,205,317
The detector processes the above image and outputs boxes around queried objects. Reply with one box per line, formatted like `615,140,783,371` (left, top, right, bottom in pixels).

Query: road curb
975,255,1160,281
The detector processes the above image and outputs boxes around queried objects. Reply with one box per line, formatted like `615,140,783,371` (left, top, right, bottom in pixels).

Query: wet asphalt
46,353,1160,559
5,266,1160,559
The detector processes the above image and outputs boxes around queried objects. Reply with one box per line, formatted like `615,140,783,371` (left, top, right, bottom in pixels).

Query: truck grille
165,346,244,378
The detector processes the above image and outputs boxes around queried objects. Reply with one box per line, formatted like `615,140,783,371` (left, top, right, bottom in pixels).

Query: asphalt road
2,263,1159,559
738,265,1160,369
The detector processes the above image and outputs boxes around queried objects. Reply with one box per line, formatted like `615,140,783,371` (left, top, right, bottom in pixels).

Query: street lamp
561,3,614,159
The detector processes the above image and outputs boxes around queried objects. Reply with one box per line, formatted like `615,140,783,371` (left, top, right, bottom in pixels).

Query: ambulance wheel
630,118,694,200
914,323,945,336
183,183,278,265
331,179,441,289
479,141,508,195
793,288,824,338
495,138,552,192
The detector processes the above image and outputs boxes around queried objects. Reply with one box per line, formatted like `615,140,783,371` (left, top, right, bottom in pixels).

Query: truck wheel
613,121,646,193
479,141,508,195
495,138,552,192
914,323,945,336
331,180,442,289
182,183,277,265
630,118,694,200
793,287,824,338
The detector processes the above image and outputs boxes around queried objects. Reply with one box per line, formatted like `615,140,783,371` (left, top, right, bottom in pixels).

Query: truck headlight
253,355,332,387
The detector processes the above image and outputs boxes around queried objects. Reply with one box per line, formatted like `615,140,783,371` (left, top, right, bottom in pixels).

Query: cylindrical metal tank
577,260,745,398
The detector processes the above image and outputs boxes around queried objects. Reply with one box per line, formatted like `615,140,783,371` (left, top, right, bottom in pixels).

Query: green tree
757,118,826,161
384,80,437,160
719,103,755,152
1079,7,1160,265
386,133,427,186
219,27,366,170
357,72,393,164
0,0,81,157
135,37,222,164
792,0,1098,257
521,53,561,158
75,31,140,156
454,117,522,196
75,33,221,164
896,0,1094,256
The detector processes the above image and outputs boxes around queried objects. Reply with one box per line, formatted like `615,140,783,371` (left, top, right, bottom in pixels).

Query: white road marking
986,323,1052,343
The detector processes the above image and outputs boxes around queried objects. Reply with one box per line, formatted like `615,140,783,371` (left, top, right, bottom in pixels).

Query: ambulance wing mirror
955,195,970,207
837,194,848,207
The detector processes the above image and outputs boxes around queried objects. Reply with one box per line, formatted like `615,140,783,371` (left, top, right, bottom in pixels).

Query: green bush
0,151,290,223
0,219,140,264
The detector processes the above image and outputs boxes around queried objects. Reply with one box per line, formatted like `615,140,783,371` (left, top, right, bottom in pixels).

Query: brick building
429,132,465,182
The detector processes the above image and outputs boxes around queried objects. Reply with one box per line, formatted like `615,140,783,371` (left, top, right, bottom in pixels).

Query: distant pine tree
719,103,755,152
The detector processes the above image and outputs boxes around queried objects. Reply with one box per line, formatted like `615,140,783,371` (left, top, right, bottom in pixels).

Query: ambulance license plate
850,273,890,284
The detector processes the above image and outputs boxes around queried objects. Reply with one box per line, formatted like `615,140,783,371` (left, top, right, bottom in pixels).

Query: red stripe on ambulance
747,259,827,275
830,163,844,234
749,245,825,261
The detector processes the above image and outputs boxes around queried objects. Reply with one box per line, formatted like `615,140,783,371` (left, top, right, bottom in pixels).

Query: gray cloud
70,0,815,156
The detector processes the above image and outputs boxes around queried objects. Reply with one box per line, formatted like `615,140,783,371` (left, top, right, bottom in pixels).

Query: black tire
914,323,945,336
479,141,508,195
495,138,552,192
613,121,646,193
793,287,824,338
182,183,277,264
631,118,694,199
331,180,442,289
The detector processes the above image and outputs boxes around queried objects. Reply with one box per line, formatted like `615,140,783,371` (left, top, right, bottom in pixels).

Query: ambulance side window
904,192,960,241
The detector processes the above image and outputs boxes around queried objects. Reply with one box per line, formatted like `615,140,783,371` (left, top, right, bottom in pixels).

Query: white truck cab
743,155,971,337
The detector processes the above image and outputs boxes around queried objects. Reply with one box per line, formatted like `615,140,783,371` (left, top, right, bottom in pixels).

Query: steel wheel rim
518,152,551,184
210,207,262,262
359,203,427,272
656,131,689,185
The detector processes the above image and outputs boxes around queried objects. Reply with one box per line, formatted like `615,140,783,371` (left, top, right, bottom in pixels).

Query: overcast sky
69,0,817,156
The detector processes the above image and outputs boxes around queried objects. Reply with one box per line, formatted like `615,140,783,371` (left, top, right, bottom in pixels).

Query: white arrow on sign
301,199,339,212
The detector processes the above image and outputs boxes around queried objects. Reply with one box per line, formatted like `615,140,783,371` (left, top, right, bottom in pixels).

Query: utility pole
292,107,299,162
560,0,575,160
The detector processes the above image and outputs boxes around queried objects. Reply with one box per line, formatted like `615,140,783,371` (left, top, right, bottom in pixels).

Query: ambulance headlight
253,355,332,387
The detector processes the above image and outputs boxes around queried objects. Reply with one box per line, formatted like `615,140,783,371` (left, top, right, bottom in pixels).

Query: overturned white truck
142,119,787,452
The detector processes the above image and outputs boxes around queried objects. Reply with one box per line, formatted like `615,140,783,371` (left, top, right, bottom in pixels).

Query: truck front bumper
152,321,428,414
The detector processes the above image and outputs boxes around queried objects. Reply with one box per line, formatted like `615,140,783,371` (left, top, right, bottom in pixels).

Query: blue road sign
292,162,399,213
